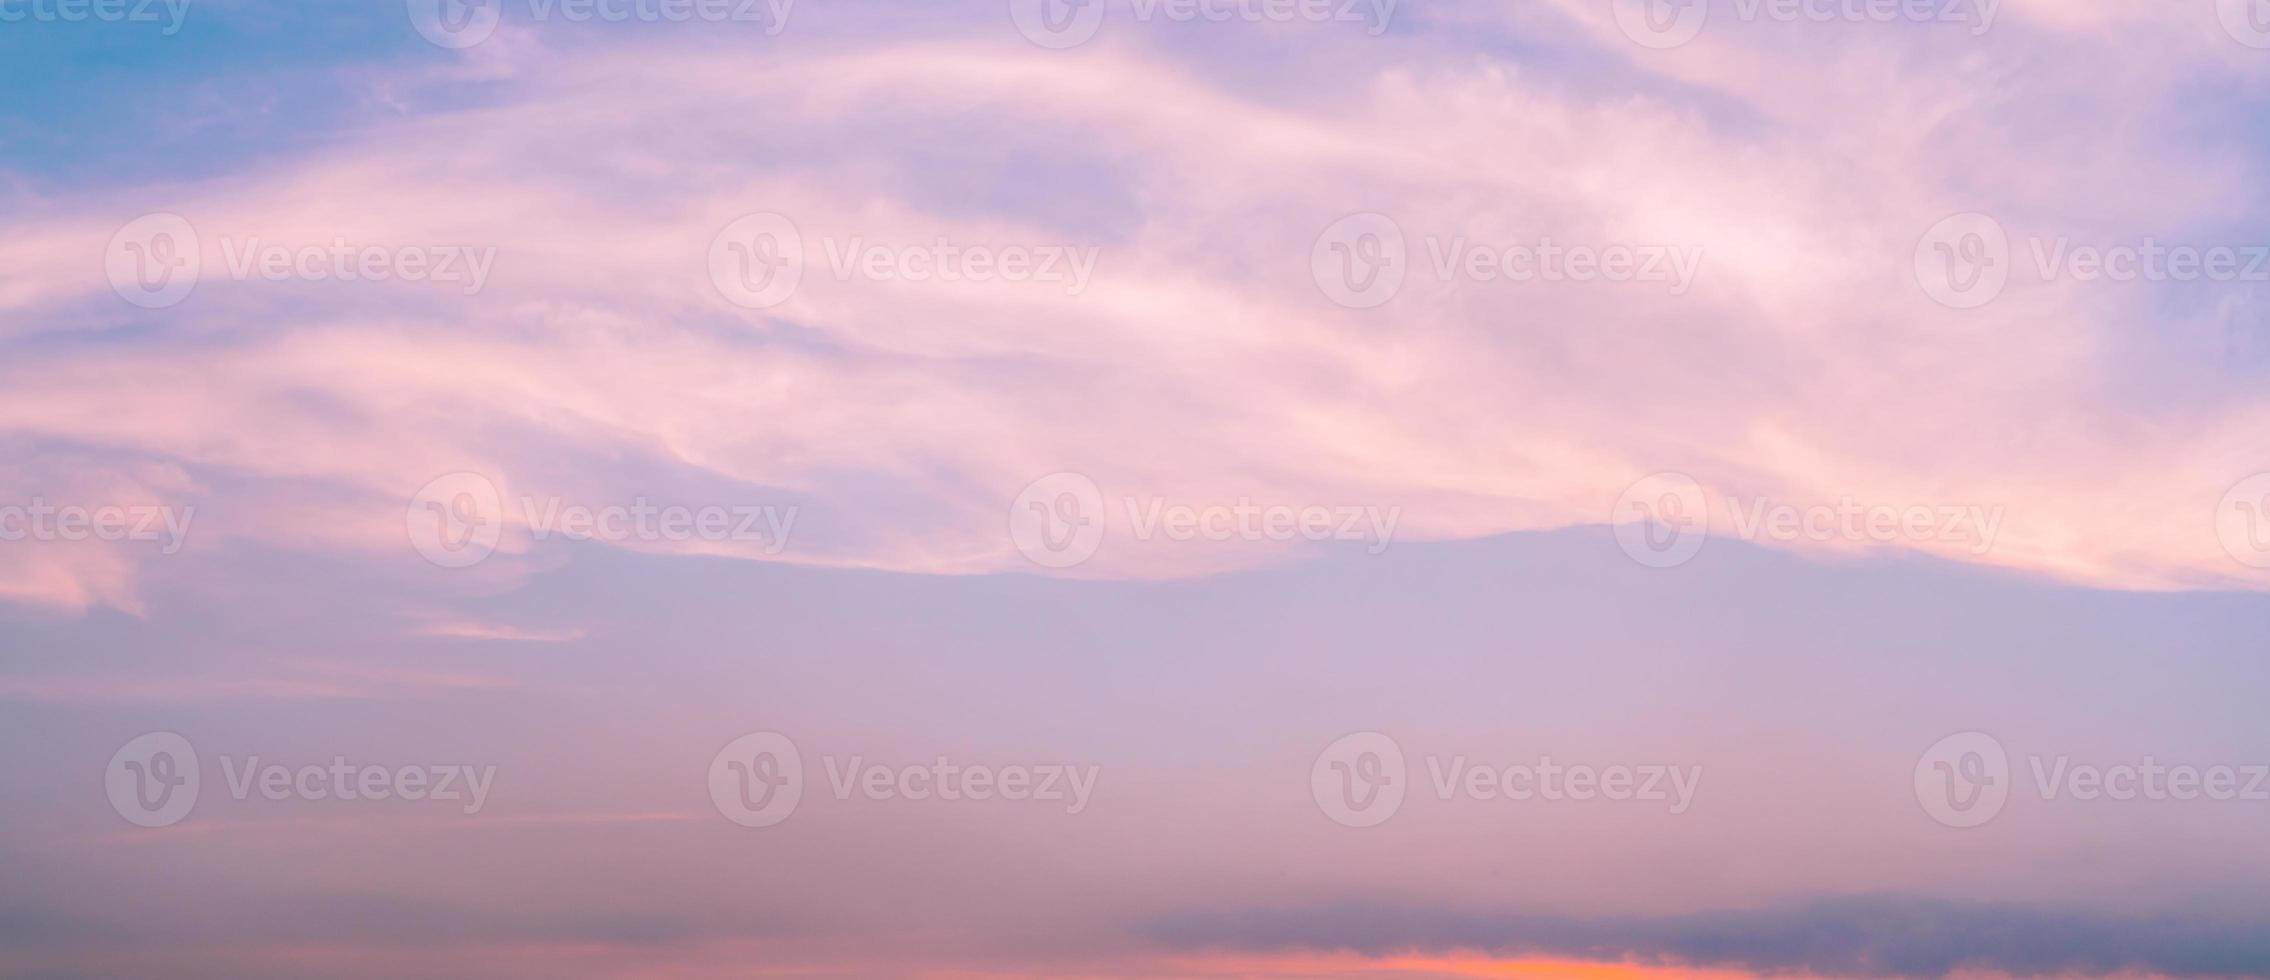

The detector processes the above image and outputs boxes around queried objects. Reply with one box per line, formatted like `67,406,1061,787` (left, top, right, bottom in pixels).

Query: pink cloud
0,27,2262,615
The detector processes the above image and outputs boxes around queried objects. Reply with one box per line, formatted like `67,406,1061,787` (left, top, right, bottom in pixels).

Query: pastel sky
5,0,2270,977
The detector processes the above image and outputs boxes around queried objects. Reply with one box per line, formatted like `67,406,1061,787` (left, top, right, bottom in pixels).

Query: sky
4,0,2270,977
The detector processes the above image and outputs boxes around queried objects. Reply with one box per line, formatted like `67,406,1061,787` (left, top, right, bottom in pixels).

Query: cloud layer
1,2,2268,613
1153,896,2270,977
